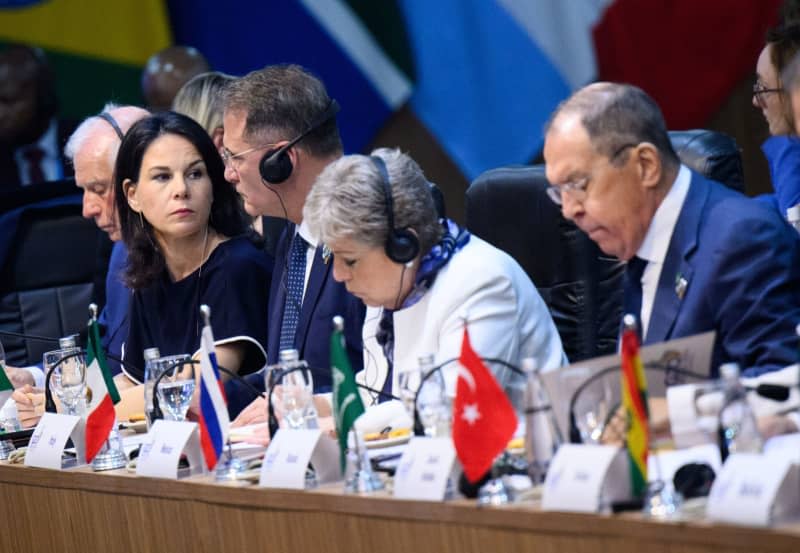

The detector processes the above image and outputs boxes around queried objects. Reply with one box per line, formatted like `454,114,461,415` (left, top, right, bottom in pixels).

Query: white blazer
357,235,567,405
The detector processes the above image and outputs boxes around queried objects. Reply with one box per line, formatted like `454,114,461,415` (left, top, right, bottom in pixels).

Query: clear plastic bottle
522,358,562,483
142,347,161,428
416,353,450,437
787,205,800,234
719,362,763,456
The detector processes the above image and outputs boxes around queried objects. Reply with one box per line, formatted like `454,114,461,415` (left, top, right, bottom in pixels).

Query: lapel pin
322,244,332,265
675,274,688,300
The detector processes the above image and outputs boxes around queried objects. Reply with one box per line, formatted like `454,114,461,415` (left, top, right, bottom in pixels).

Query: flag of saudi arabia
85,318,121,463
330,317,365,474
0,361,14,409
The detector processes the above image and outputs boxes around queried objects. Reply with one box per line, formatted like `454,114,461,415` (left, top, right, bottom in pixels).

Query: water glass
155,355,195,422
417,370,450,437
44,348,86,416
145,354,190,426
280,367,314,429
397,368,422,418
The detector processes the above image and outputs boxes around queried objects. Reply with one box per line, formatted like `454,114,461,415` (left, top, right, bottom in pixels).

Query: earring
138,211,145,228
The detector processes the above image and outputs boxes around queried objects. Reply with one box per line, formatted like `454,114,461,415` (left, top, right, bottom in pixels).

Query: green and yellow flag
330,316,364,474
0,357,14,408
621,326,649,497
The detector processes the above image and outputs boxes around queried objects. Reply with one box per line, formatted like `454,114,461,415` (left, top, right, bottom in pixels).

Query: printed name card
542,444,630,512
136,420,204,479
707,453,800,526
393,437,456,501
259,429,341,489
24,413,84,470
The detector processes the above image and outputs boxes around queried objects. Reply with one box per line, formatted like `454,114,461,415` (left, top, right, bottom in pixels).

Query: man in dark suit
221,65,365,421
0,44,75,187
543,82,800,377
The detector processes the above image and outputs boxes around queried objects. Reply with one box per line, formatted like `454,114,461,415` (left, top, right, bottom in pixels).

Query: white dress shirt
296,218,319,302
635,164,691,338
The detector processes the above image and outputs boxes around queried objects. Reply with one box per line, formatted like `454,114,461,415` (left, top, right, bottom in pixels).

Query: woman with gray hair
304,148,567,405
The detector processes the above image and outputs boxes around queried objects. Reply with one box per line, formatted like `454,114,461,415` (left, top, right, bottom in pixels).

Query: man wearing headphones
221,64,365,422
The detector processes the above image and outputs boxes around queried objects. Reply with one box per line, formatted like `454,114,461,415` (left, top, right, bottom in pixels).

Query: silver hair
64,103,149,166
304,147,442,255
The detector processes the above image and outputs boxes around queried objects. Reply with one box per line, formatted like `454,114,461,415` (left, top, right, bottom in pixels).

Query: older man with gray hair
543,82,800,378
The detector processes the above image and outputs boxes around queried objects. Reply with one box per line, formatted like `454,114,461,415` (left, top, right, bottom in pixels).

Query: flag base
477,477,511,506
91,428,126,471
214,455,247,481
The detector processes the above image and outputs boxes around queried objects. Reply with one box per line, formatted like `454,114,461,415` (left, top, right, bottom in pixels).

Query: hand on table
12,385,45,428
231,395,268,428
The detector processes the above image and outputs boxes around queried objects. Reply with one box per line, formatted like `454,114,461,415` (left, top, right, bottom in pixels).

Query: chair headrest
669,129,744,192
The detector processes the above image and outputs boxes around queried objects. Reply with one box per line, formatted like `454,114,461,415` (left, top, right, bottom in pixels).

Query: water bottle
522,358,562,483
56,335,85,416
417,353,450,437
787,204,800,234
718,362,763,457
278,348,318,429
142,347,161,428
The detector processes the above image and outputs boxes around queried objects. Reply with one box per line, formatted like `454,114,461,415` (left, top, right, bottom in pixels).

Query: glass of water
280,367,314,430
156,355,195,422
44,348,86,416
417,370,450,437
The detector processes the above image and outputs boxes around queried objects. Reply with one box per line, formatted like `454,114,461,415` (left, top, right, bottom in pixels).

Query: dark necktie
623,256,648,336
279,234,308,352
23,145,46,185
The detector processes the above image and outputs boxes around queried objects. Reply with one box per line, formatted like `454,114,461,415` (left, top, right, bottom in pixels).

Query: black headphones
371,155,420,264
259,98,340,185
97,112,124,140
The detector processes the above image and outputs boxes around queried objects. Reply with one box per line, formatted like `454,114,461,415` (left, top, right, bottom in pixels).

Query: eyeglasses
220,142,279,170
752,81,783,107
546,143,637,206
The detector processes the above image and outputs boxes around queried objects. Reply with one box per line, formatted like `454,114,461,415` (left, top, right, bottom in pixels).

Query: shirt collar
296,218,318,249
636,164,691,264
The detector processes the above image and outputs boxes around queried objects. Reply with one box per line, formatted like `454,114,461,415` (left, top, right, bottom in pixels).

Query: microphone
567,357,708,444
150,359,264,422
265,360,401,439
746,383,791,402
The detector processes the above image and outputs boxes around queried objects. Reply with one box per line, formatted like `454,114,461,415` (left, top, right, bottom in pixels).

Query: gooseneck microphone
411,356,526,437
149,359,265,422
265,363,401,439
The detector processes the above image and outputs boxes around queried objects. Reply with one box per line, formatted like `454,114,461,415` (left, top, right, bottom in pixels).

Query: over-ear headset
97,112,124,140
259,98,340,184
371,155,420,264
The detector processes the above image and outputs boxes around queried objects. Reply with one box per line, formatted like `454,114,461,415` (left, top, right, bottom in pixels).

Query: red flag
452,327,518,483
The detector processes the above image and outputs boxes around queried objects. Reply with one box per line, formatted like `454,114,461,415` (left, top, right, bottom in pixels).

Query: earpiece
259,99,340,185
371,155,420,264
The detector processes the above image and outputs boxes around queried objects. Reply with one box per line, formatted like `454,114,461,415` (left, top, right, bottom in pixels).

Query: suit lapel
295,246,330,355
645,173,707,343
267,225,292,364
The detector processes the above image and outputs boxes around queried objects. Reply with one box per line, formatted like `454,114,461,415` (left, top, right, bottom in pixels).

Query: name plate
25,413,84,470
707,453,800,526
542,444,630,512
393,437,456,501
136,420,204,479
259,429,341,489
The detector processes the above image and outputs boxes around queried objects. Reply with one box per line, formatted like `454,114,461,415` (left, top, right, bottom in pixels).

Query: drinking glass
155,355,195,422
417,370,450,437
280,367,314,430
145,353,190,426
44,348,86,416
397,368,422,418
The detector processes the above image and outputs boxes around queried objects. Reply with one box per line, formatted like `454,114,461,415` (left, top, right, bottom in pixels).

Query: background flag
620,326,649,497
331,319,365,473
452,327,517,483
197,318,229,471
85,317,121,463
0,359,13,407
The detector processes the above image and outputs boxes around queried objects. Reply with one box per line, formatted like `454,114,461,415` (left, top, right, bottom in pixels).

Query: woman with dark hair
114,111,271,387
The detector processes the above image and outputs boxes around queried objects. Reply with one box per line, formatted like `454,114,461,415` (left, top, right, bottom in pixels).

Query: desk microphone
150,359,264,422
265,360,401,439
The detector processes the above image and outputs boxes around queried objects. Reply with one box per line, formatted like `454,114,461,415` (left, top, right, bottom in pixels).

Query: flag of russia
198,319,229,471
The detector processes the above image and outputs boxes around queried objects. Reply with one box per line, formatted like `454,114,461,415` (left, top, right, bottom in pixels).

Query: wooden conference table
2,462,800,553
